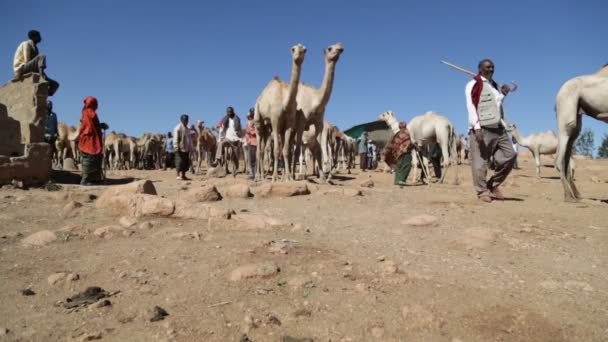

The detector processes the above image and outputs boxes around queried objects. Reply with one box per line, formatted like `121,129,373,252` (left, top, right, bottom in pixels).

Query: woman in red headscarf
79,96,108,185
383,121,414,186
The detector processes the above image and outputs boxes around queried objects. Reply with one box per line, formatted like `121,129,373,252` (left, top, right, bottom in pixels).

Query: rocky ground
1,153,607,342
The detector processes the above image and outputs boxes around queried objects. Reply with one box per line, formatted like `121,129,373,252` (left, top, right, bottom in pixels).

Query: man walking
163,132,174,170
465,59,516,202
244,108,257,180
44,100,59,162
173,114,194,180
215,106,242,165
357,131,368,172
13,30,60,96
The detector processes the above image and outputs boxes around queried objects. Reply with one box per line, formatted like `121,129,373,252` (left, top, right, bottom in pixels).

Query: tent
343,120,394,149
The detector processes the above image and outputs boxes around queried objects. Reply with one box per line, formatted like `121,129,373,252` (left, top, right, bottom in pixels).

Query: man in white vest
465,59,516,202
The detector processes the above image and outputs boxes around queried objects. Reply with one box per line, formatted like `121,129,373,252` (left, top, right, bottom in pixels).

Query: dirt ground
1,153,607,342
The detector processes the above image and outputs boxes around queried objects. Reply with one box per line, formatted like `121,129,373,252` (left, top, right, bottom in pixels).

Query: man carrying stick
465,59,516,203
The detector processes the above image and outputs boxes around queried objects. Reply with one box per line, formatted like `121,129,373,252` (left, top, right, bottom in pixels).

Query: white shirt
13,40,35,73
465,76,505,130
224,118,240,142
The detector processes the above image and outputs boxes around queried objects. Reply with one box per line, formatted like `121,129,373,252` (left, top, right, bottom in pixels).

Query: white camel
555,64,608,201
292,42,344,181
254,44,307,182
55,123,79,167
510,124,575,178
379,111,457,184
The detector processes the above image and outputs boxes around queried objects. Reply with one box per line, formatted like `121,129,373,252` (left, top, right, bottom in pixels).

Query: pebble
47,272,67,286
119,216,138,228
402,215,438,227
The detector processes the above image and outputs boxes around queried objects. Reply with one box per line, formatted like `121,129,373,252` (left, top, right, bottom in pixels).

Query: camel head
325,42,344,63
291,44,307,65
378,111,396,122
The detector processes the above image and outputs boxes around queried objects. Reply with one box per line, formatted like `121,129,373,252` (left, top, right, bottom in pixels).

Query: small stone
62,201,82,217
287,276,314,289
281,337,314,342
94,225,123,238
355,283,369,293
139,221,154,230
591,176,601,183
0,327,9,336
359,179,374,188
47,272,67,286
93,299,112,308
380,261,399,275
293,308,312,318
21,288,35,296
371,326,384,339
22,230,57,247
230,262,280,281
402,215,438,227
119,216,138,228
377,255,386,262
78,332,102,341
188,185,222,202
150,306,169,322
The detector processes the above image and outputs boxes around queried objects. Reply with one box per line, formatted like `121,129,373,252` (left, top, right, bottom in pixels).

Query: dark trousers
394,152,412,184
359,153,367,171
247,145,256,177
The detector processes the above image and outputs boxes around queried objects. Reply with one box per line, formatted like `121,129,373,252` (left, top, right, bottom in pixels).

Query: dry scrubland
1,153,607,342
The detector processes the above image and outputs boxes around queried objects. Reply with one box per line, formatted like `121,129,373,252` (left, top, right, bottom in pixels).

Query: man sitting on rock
13,30,60,96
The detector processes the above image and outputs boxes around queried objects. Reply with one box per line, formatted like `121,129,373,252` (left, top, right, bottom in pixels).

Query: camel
554,64,608,201
195,120,217,174
379,111,457,184
55,123,79,167
510,124,575,178
254,43,307,182
137,133,165,169
456,135,463,164
336,131,355,173
104,132,136,170
292,42,344,181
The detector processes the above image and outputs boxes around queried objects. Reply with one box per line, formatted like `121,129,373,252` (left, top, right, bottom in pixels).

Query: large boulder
22,230,57,247
223,184,253,199
0,143,52,186
127,194,175,218
173,200,231,220
187,185,222,202
96,180,157,212
254,182,310,198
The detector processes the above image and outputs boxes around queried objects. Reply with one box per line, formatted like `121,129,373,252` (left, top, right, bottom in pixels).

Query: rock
127,194,175,218
224,184,253,199
380,261,399,275
94,225,124,238
187,185,222,202
173,200,231,220
0,327,9,336
67,192,97,203
139,221,154,230
0,74,52,187
355,283,370,293
359,179,374,188
591,176,601,183
62,200,82,217
207,166,227,178
171,232,201,240
402,215,438,227
459,227,500,249
255,182,310,198
47,272,67,286
370,326,384,339
230,262,280,281
92,299,112,308
293,308,312,318
62,158,78,171
95,180,157,212
119,216,138,228
78,332,102,341
281,337,313,342
150,306,169,322
265,313,282,326
66,273,80,282
344,188,363,196
21,288,35,296
233,214,281,230
21,230,57,246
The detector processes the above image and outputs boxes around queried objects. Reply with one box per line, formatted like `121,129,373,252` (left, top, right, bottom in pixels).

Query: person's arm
465,80,479,130
173,126,180,150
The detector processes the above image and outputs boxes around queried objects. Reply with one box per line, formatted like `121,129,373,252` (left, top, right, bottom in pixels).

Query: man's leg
432,157,442,179
488,130,516,190
469,131,490,196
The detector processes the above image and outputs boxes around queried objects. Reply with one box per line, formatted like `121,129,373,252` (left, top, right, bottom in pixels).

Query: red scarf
470,75,498,109
79,96,103,155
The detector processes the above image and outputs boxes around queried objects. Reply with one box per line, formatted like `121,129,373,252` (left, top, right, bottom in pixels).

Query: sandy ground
1,153,607,342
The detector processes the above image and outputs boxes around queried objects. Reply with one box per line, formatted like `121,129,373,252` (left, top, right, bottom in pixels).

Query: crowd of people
10,29,518,202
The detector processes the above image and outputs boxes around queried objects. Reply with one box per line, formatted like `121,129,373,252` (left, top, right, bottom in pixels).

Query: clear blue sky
1,0,606,150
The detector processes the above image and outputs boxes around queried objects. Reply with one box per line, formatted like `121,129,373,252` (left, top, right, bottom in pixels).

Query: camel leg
534,150,541,178
410,149,419,183
439,142,450,184
282,127,294,181
271,124,280,182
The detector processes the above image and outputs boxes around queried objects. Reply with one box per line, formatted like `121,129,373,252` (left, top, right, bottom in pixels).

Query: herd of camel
52,41,608,202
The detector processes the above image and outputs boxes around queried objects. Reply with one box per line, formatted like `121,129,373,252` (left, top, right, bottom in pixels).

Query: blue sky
1,0,606,150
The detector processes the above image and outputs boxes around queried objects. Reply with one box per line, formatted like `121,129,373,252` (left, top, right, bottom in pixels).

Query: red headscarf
79,96,103,155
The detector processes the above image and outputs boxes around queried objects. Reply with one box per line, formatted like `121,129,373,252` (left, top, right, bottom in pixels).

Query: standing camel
254,44,307,182
510,124,575,178
292,43,344,181
196,120,217,174
555,64,608,201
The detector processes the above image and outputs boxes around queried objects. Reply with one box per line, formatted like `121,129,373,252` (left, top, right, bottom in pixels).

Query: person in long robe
383,121,414,186
79,96,107,185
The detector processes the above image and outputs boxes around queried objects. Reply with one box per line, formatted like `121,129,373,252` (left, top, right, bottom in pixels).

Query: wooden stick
440,60,476,77
208,301,231,308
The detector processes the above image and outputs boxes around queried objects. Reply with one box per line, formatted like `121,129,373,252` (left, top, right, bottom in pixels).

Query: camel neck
319,60,336,107
511,128,524,144
287,60,302,105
